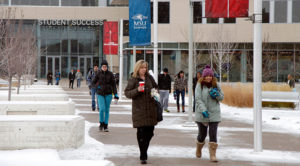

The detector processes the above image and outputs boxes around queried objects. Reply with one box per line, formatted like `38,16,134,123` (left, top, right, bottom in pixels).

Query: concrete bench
262,91,300,110
0,115,84,149
0,94,69,101
0,99,75,115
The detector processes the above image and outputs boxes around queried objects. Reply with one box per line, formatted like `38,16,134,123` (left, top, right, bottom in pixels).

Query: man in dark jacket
47,71,53,85
158,68,172,112
87,64,99,111
68,69,76,89
92,60,119,132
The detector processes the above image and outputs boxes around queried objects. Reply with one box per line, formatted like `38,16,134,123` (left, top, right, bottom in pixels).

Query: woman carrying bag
195,65,224,162
125,60,159,165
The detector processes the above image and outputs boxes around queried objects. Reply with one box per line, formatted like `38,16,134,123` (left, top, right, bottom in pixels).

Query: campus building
1,0,300,82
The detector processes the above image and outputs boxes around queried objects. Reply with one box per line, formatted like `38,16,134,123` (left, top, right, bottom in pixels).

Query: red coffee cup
139,81,145,92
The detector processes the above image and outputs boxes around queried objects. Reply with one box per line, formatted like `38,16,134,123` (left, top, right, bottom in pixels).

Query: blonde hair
132,60,149,78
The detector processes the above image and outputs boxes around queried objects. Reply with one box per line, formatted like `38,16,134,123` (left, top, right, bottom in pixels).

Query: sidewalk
63,86,300,166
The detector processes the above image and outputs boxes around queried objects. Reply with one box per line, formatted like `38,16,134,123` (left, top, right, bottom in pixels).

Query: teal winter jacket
195,83,224,123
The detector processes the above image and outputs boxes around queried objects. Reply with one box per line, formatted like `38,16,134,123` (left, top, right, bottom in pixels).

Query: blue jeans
91,88,99,110
176,90,185,108
97,94,112,124
55,79,60,85
77,79,81,87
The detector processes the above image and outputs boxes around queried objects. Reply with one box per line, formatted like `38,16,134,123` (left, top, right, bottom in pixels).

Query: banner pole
153,0,158,82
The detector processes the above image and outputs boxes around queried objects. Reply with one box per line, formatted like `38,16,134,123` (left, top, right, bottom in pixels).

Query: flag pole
153,0,158,82
119,19,124,100
253,0,263,152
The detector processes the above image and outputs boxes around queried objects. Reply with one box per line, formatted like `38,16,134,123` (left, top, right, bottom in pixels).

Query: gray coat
195,83,224,123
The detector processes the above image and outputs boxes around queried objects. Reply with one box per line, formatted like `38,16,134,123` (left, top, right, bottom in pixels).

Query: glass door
78,56,93,78
46,56,61,77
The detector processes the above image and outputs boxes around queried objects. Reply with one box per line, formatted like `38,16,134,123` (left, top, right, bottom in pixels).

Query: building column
240,50,247,83
68,26,71,72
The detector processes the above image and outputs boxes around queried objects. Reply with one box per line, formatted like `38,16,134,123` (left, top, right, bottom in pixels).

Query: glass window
207,18,219,23
71,40,78,55
62,0,97,6
193,2,202,23
224,18,236,23
295,51,300,81
277,51,293,82
62,40,68,55
62,0,81,6
0,0,8,5
79,39,92,54
263,1,270,23
151,2,170,23
12,0,59,6
163,43,178,49
93,39,100,56
41,39,47,55
47,39,61,55
40,56,46,77
123,20,129,36
293,0,300,23
275,0,287,23
61,57,68,78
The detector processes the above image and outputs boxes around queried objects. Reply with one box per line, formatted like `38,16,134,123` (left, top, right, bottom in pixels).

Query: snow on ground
1,92,300,165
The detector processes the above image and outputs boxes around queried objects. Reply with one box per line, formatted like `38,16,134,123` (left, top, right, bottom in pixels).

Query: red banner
103,21,118,55
205,0,249,18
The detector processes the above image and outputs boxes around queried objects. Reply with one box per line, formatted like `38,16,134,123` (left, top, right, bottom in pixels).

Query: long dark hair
177,70,184,78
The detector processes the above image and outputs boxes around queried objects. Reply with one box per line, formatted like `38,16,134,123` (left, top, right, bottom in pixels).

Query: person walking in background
287,74,296,91
47,71,53,85
174,70,187,112
125,60,159,165
87,64,99,111
158,68,171,113
92,60,119,132
193,70,202,112
55,70,61,85
76,69,83,88
68,69,75,89
195,65,224,162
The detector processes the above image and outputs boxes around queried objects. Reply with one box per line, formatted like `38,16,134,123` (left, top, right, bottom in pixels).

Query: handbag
156,101,163,122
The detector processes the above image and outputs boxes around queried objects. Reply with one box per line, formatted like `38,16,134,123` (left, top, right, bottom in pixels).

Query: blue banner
129,0,151,46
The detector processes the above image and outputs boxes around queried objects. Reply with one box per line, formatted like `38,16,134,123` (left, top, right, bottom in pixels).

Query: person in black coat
158,68,172,112
47,71,53,85
68,69,76,89
193,70,202,112
92,60,119,132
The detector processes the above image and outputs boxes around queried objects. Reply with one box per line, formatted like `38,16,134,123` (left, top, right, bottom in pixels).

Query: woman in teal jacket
195,65,224,162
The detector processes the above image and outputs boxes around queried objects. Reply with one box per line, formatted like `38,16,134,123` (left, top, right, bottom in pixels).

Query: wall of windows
0,0,127,6
263,0,300,23
124,42,300,82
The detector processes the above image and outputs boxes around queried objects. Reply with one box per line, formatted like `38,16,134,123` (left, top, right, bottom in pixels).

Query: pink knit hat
202,65,214,77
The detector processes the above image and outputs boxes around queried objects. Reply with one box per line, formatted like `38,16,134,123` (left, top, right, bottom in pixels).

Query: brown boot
208,142,218,162
182,105,185,112
177,105,180,112
196,141,205,158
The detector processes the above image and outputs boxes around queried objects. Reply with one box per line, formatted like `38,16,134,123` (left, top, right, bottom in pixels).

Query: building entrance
46,56,61,76
78,56,93,78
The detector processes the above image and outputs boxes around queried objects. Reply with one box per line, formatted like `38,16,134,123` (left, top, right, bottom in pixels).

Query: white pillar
187,1,194,123
253,0,263,152
153,0,158,82
119,19,124,100
133,46,136,66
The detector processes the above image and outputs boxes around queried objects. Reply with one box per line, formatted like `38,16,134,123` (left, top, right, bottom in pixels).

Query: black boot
99,122,104,131
103,123,109,132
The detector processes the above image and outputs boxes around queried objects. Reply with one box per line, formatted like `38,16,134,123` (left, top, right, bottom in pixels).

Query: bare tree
0,8,37,100
247,33,276,82
207,25,237,84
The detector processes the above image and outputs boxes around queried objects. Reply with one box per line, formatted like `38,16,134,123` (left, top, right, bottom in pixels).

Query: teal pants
97,94,112,124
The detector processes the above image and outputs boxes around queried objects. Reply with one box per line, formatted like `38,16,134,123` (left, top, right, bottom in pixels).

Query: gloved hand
114,94,119,100
202,110,209,118
209,88,219,99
